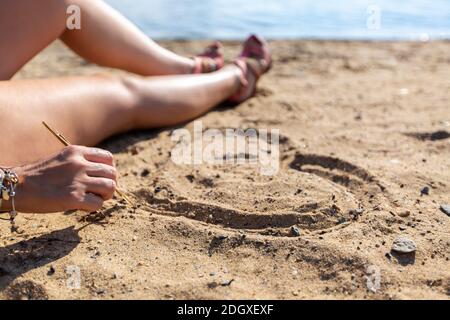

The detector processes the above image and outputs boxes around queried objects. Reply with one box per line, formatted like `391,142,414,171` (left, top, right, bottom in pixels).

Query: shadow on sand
0,227,80,296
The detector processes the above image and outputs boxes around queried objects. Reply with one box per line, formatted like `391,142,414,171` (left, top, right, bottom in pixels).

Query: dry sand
0,40,449,300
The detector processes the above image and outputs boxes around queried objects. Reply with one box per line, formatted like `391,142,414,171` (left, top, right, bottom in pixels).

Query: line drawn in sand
137,133,399,238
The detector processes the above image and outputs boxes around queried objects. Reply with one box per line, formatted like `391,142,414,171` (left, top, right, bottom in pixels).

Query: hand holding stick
42,121,134,207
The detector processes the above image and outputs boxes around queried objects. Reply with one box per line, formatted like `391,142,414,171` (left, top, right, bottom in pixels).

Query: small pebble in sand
337,217,347,224
391,236,417,254
129,146,139,155
96,289,106,295
440,204,450,216
420,186,430,196
290,226,301,237
47,266,55,276
398,211,410,218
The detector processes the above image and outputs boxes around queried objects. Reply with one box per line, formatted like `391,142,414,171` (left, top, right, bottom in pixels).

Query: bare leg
0,0,195,80
0,66,241,167
60,0,197,75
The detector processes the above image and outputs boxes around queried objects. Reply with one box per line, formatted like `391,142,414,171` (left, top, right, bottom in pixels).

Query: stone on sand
440,204,450,216
290,226,301,237
391,236,417,254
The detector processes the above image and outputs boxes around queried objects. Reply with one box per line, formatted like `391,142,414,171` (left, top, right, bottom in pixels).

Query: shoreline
145,37,450,42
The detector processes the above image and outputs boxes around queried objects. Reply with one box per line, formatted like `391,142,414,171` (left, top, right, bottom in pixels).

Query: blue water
106,0,450,40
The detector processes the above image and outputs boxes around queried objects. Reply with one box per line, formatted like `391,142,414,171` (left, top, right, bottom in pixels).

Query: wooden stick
42,121,71,146
42,121,134,206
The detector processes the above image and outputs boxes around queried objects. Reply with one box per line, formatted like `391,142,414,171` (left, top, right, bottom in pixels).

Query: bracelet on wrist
0,167,19,232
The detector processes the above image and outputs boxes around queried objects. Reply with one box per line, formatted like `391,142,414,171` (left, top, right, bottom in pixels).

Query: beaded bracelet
0,168,19,232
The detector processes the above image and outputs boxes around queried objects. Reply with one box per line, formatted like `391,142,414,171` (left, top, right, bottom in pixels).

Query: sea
105,0,450,40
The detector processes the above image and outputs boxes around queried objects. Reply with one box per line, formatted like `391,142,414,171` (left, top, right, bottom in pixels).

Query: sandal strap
235,57,268,81
192,57,222,74
245,58,266,79
192,41,224,74
232,59,249,87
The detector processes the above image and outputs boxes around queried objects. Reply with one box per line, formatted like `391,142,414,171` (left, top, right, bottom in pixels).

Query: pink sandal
192,41,225,74
228,35,272,103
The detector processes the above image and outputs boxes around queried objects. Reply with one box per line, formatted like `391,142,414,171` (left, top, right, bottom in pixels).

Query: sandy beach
0,40,449,300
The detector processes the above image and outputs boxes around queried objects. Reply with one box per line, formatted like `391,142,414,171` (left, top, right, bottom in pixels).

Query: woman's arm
1,145,117,213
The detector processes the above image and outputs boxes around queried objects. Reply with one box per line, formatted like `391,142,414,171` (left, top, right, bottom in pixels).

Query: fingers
85,177,116,201
78,146,114,166
80,193,105,212
59,146,118,212
85,163,117,181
